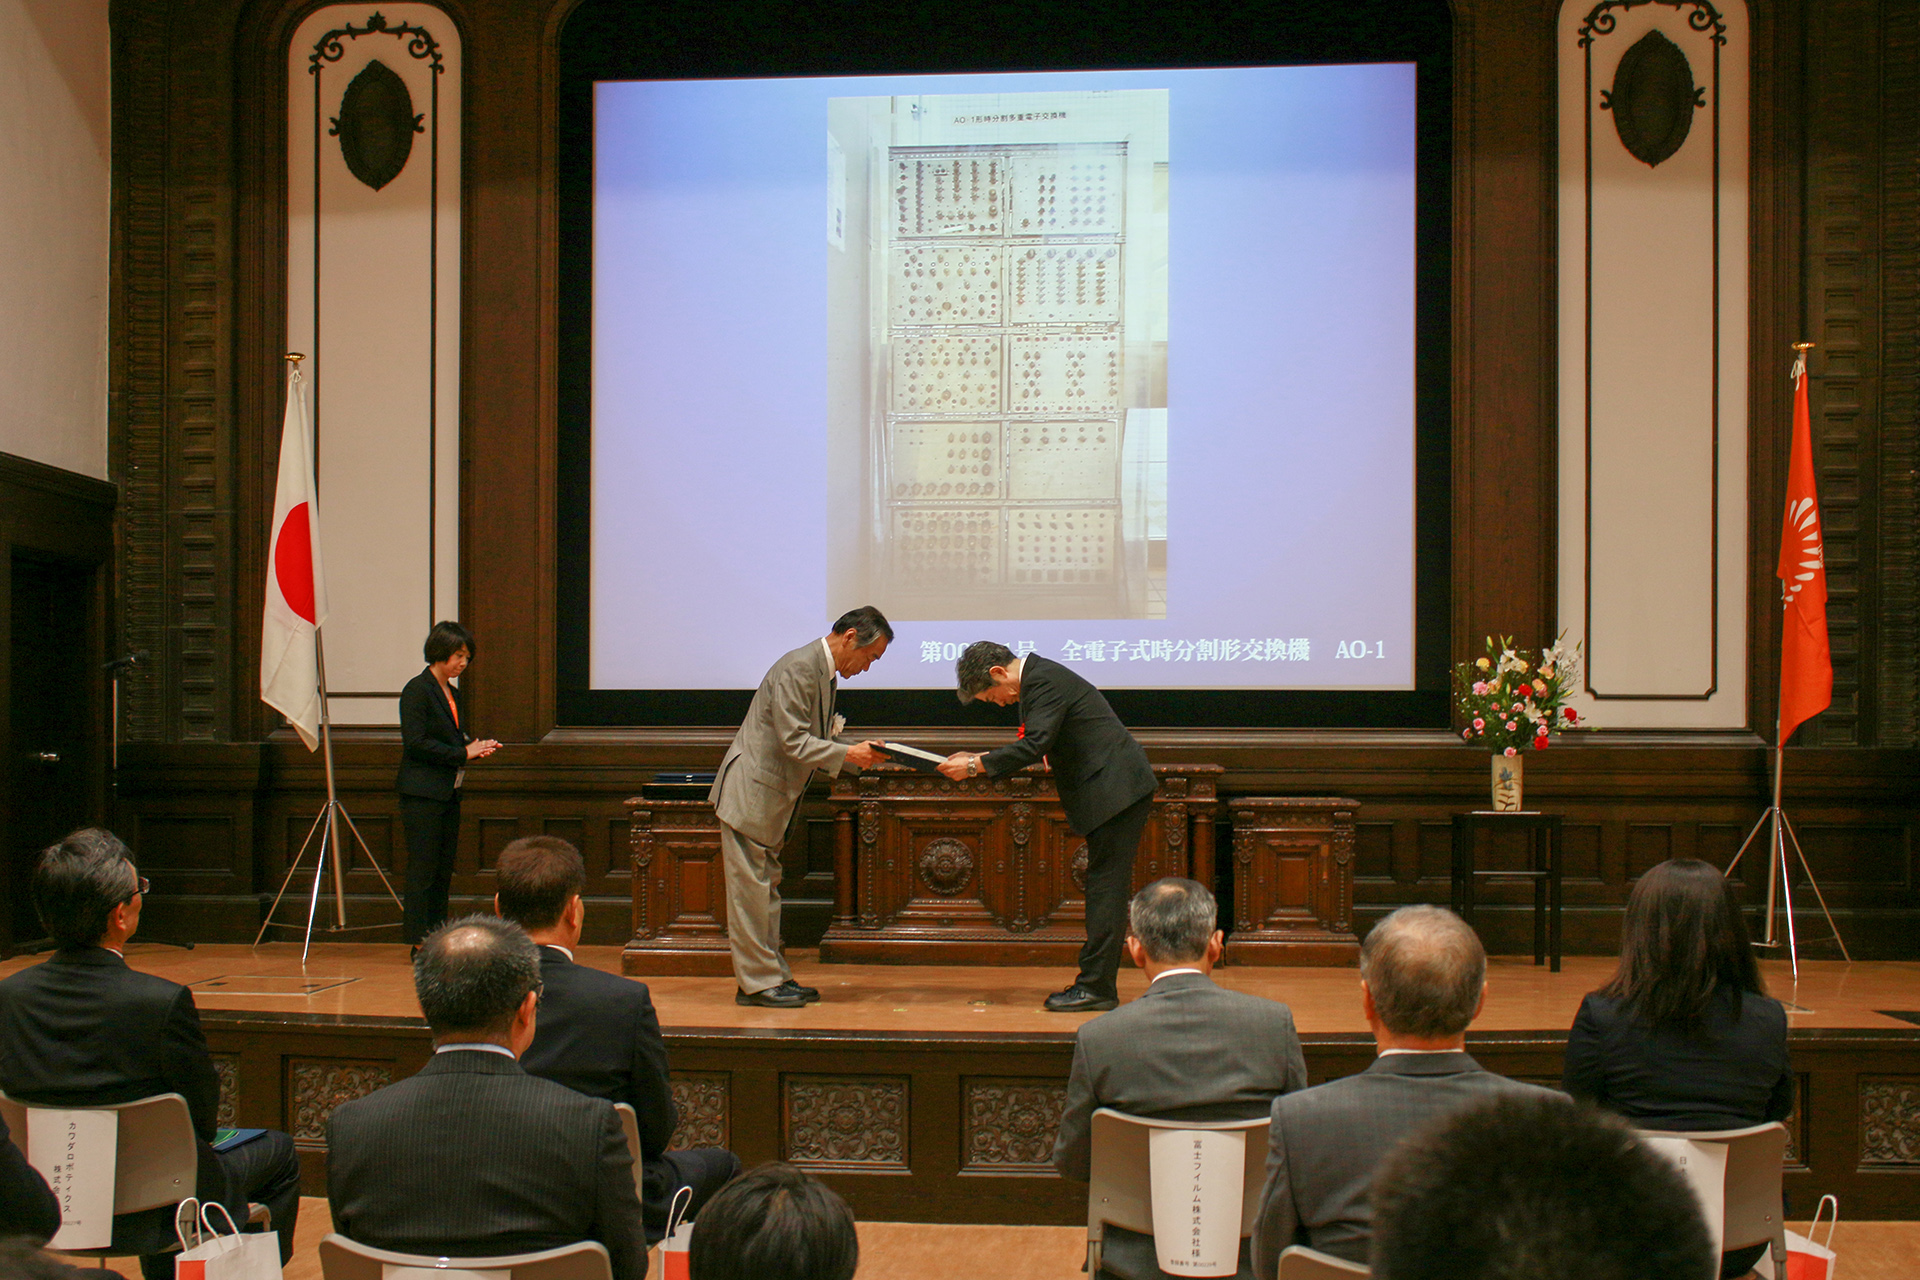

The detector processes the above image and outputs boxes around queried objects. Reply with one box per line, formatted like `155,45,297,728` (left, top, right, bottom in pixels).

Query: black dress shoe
1044,985,1118,1012
777,979,821,1003
736,985,808,1008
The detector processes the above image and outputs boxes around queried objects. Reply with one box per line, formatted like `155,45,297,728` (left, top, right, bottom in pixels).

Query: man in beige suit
711,607,891,1006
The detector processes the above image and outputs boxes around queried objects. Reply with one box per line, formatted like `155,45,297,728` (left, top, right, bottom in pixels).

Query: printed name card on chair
1147,1127,1245,1276
27,1108,117,1249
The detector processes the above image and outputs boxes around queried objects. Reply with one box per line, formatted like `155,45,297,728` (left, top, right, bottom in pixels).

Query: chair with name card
2,1089,199,1260
1276,1245,1370,1278
1086,1108,1269,1279
1637,1121,1789,1277
612,1103,646,1203
318,1233,614,1280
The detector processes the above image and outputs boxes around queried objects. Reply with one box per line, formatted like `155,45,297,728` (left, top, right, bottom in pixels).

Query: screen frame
554,0,1454,729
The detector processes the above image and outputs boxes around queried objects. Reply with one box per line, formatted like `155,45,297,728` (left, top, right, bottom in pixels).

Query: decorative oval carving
1603,29,1703,167
1069,841,1089,891
331,60,421,190
917,837,975,896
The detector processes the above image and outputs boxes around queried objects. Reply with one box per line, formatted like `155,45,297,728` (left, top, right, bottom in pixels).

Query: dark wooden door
8,554,97,947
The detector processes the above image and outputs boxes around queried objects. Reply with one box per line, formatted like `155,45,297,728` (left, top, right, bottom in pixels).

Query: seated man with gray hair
1250,905,1562,1277
327,916,648,1280
1055,878,1308,1280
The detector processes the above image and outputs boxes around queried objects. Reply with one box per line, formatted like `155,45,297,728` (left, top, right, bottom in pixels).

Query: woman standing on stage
398,621,499,946
1563,857,1791,1278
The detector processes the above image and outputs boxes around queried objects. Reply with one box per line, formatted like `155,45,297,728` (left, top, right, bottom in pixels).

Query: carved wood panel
288,1059,395,1144
622,802,734,975
1858,1076,1920,1165
1224,798,1359,965
667,1072,730,1152
962,1078,1067,1172
212,1053,239,1129
783,1075,909,1171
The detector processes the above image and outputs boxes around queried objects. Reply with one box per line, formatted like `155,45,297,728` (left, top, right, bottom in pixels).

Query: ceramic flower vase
1490,754,1524,812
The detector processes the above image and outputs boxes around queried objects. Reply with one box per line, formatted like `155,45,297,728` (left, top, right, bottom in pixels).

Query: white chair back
1637,1121,1789,1269
1,1090,198,1217
611,1102,646,1203
1277,1244,1371,1278
1086,1108,1269,1278
318,1233,614,1280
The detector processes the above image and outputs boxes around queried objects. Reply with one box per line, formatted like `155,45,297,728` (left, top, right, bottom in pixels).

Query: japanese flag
1776,349,1831,746
260,362,329,750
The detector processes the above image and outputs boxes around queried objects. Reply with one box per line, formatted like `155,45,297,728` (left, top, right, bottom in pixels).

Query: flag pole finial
285,352,305,364
1792,341,1815,352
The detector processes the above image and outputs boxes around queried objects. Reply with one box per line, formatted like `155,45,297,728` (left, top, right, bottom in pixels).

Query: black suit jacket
0,1113,58,1243
1563,986,1793,1130
0,947,222,1141
0,946,232,1246
519,947,680,1222
396,667,469,801
327,1050,647,1280
981,654,1156,835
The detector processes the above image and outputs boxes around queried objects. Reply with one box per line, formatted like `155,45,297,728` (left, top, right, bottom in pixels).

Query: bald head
1360,906,1487,1040
414,914,542,1039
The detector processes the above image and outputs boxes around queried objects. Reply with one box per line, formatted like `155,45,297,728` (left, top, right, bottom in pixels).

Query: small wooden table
1450,811,1563,972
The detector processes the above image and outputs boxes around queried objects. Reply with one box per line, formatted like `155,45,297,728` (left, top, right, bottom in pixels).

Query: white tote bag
174,1201,281,1280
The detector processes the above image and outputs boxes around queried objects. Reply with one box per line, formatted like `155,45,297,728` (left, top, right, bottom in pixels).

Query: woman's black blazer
396,667,469,802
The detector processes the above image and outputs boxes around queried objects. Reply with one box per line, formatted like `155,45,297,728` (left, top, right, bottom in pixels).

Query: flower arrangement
1453,635,1582,756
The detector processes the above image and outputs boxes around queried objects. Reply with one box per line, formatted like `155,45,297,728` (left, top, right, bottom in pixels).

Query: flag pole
1723,342,1849,975
254,352,404,958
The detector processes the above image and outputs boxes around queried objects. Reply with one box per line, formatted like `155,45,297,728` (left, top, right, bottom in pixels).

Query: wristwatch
967,755,981,777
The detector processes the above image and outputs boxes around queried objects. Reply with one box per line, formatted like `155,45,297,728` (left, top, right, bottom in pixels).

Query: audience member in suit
689,1162,857,1280
1370,1093,1715,1280
327,915,647,1280
709,607,891,1006
0,831,300,1280
494,835,741,1239
397,621,501,944
1564,857,1794,1278
942,644,1159,1012
1055,877,1308,1280
1250,905,1559,1276
0,1112,58,1243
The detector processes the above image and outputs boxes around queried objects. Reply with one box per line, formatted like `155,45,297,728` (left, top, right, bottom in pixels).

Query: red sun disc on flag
274,502,316,624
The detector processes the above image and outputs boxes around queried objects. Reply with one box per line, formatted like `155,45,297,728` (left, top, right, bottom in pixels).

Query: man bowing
712,607,891,1007
941,642,1156,1011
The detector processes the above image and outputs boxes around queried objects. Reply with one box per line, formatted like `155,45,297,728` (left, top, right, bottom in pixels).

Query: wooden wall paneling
1452,1,1559,657
1876,0,1920,749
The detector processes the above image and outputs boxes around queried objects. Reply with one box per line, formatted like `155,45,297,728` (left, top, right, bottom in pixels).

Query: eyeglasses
119,877,150,905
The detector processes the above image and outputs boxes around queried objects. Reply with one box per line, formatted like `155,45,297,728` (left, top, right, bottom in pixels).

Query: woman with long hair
1564,857,1792,1277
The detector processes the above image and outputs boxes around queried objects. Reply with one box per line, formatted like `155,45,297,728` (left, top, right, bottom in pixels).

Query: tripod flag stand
1724,343,1849,979
255,354,403,961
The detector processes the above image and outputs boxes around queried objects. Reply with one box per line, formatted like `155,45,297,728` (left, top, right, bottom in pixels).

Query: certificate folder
878,741,948,773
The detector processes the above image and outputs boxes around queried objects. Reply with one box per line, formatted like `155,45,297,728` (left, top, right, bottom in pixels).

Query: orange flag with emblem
1776,349,1831,745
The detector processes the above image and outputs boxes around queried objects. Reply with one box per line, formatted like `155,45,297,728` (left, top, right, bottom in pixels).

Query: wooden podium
621,764,1221,973
1222,797,1360,966
817,764,1222,965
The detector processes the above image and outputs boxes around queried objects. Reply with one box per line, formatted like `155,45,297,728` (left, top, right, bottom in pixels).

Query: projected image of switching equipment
827,90,1169,620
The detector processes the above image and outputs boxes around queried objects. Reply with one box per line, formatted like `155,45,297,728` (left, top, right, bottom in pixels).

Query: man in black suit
942,642,1157,1011
1249,906,1559,1276
327,915,647,1279
0,830,300,1279
493,835,740,1239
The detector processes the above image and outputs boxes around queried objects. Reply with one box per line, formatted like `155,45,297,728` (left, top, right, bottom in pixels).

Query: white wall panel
1557,0,1748,726
288,5,460,725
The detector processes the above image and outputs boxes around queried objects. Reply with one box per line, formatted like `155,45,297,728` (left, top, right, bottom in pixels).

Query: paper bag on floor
175,1201,281,1280
1783,1194,1839,1280
659,1185,695,1280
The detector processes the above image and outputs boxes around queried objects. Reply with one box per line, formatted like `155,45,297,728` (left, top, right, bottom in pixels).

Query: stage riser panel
199,1012,1920,1221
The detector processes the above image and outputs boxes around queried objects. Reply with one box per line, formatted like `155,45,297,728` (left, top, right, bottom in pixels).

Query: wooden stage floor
9,944,1920,1223
14,943,1917,1037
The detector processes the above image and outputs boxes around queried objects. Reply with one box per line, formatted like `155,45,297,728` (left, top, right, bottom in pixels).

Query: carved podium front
1223,797,1360,966
818,764,1222,965
621,765,1221,974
